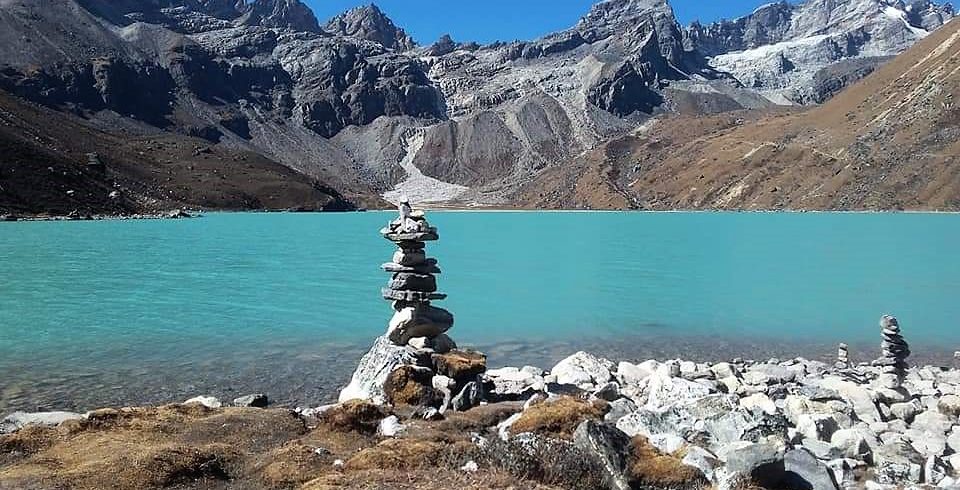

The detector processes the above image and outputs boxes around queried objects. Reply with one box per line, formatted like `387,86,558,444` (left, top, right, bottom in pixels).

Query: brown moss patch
432,349,487,382
384,365,435,406
303,467,562,489
628,436,708,488
319,400,388,435
438,402,524,433
253,442,333,487
345,438,444,471
511,396,609,438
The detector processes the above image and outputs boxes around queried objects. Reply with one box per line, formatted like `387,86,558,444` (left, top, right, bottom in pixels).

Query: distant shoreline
5,208,960,222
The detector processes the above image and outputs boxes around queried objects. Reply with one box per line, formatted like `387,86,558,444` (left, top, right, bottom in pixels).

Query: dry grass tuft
511,396,609,438
628,436,709,489
345,438,444,470
319,400,389,435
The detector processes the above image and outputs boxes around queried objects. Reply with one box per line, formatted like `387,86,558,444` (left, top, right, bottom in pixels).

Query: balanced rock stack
379,198,453,346
875,315,910,391
836,343,850,370
339,199,486,411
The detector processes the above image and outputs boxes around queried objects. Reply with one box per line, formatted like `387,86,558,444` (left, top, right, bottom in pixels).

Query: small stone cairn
835,343,850,370
874,314,910,392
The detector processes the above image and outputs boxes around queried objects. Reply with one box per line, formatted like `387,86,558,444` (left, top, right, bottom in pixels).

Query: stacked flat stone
876,315,910,389
380,200,454,347
836,343,850,370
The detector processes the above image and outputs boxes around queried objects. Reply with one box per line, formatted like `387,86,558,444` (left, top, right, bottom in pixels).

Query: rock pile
875,315,910,392
339,199,486,411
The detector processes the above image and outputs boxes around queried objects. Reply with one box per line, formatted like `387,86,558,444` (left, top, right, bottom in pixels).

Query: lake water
2,212,959,412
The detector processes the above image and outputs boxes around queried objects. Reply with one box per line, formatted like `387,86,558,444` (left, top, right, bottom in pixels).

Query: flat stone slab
381,229,439,242
382,261,440,274
388,273,437,293
383,289,447,302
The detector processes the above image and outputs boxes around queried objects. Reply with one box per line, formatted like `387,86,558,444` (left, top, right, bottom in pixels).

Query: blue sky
305,1,782,45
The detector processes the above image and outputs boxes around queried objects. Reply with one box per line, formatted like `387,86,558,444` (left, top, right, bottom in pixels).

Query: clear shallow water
1,212,959,412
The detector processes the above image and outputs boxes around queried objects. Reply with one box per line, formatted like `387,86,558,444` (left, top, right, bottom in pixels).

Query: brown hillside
519,19,960,211
0,91,367,217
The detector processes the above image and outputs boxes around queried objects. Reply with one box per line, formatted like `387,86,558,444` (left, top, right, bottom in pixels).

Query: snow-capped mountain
687,0,954,103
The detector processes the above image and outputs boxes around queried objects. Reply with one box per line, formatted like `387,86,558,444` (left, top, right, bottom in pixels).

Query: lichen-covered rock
431,350,486,383
873,441,924,484
384,365,435,407
572,420,632,490
339,335,422,404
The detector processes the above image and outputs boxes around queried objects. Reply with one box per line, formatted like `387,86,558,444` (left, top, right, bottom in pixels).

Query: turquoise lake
2,212,959,412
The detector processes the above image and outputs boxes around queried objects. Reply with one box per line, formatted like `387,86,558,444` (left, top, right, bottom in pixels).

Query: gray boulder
184,395,222,408
451,381,483,412
339,334,421,404
783,448,840,490
717,439,787,489
0,411,84,434
233,393,269,408
604,398,638,425
873,441,924,484
572,420,631,490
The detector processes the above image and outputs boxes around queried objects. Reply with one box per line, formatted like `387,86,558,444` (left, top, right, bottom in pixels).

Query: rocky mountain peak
324,3,416,51
235,0,321,32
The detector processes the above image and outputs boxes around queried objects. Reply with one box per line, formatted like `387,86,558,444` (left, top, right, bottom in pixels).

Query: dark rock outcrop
323,4,416,51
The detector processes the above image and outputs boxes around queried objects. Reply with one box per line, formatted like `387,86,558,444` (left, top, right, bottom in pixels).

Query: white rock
643,372,712,411
740,393,777,415
682,445,719,482
649,433,685,455
184,396,222,408
0,411,84,434
497,412,522,441
718,376,742,394
616,360,659,386
551,351,613,388
484,367,545,398
946,428,960,453
938,394,960,417
710,362,740,380
377,415,405,437
461,460,478,472
818,376,882,423
831,428,880,461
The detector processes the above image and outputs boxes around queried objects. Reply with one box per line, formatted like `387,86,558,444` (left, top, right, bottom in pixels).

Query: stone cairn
875,315,910,390
836,343,850,370
380,198,453,346
339,198,487,411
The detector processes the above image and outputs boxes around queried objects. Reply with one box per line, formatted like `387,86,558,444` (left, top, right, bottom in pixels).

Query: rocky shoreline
4,345,960,488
